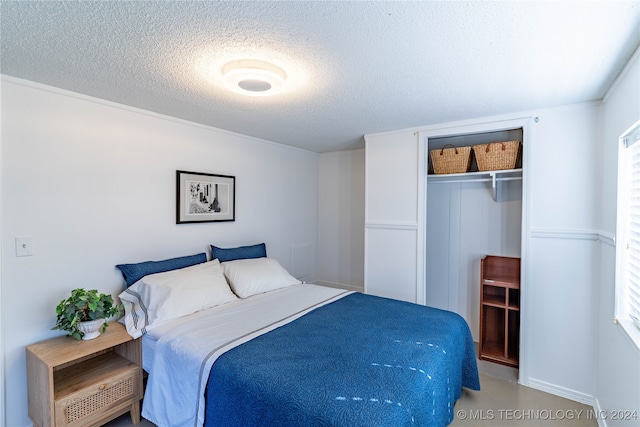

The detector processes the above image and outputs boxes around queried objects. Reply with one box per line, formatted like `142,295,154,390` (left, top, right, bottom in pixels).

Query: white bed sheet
141,283,352,427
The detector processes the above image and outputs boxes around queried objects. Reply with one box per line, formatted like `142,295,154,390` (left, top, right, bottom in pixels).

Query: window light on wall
615,118,640,347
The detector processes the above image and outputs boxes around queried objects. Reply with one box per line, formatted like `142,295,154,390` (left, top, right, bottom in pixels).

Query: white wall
596,48,640,426
0,77,319,427
317,149,365,292
523,103,601,403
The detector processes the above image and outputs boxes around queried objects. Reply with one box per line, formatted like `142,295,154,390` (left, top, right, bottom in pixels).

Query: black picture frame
176,170,235,224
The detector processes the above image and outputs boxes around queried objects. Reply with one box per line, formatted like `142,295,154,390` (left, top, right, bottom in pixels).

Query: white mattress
140,283,352,427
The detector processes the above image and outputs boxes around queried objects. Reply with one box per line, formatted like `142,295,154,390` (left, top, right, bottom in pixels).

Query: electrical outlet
16,236,33,257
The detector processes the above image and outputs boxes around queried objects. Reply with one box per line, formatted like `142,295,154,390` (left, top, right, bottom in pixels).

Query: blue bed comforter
205,292,480,427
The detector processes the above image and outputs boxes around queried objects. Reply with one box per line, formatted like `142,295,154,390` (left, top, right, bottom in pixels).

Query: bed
116,245,480,427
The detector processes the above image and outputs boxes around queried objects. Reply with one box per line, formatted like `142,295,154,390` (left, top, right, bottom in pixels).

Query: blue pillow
116,252,207,287
210,243,266,263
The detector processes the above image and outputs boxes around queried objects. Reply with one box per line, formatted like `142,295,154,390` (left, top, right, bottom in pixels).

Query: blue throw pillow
210,243,266,263
116,252,207,287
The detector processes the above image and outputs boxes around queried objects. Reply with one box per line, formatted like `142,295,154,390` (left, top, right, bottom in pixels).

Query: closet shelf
427,168,522,201
427,168,522,183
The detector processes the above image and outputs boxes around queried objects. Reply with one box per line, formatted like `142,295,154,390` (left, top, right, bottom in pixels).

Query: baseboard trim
593,397,608,427
527,378,595,406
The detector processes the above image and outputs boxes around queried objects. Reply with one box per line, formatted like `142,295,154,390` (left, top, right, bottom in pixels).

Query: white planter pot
78,319,105,340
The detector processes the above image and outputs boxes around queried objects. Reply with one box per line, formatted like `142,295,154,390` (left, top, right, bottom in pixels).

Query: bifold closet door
365,227,418,303
364,132,421,304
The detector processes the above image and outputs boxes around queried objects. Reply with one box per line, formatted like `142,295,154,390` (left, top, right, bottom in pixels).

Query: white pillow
119,259,237,338
222,257,301,298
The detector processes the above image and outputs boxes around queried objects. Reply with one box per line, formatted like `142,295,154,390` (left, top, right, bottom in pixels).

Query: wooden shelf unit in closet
479,255,521,367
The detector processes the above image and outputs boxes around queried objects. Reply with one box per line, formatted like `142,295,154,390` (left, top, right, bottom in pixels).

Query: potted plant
52,288,122,340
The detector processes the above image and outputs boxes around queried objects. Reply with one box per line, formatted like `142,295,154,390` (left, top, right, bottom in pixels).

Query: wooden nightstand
26,322,143,427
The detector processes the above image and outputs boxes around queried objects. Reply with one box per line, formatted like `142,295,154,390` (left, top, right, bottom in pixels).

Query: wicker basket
473,140,520,171
430,144,472,174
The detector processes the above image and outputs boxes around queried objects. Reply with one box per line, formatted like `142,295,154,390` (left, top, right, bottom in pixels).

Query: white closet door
364,132,421,303
365,227,417,302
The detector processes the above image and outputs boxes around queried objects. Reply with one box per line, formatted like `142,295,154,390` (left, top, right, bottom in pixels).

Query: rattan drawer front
54,365,139,427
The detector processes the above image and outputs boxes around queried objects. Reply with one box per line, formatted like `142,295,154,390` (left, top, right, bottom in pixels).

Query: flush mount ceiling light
222,59,287,96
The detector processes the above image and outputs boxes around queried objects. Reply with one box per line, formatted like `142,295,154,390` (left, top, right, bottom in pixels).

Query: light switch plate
16,236,33,257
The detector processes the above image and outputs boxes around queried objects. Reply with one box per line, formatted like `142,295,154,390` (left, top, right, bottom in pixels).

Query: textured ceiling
1,1,639,153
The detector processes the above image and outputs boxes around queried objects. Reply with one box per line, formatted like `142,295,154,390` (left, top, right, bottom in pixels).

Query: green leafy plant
52,288,122,340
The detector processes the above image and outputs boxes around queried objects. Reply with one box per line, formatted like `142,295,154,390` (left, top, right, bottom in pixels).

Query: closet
425,126,524,366
364,117,529,369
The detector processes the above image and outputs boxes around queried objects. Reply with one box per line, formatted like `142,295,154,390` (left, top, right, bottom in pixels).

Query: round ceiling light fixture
222,59,287,96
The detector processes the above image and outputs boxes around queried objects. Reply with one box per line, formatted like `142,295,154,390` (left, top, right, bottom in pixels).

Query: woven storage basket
430,144,472,174
473,140,520,171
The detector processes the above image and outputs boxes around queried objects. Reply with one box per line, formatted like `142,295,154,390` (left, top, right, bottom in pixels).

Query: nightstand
26,322,143,427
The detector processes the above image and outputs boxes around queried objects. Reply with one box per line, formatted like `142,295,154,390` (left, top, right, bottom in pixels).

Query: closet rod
427,177,522,185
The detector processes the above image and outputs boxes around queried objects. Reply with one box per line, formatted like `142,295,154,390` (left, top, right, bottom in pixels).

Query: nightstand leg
131,401,141,424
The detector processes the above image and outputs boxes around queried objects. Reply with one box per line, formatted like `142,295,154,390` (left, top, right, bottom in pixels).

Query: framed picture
176,170,235,224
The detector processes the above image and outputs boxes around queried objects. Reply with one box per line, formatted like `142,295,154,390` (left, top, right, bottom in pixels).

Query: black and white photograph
176,171,235,223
